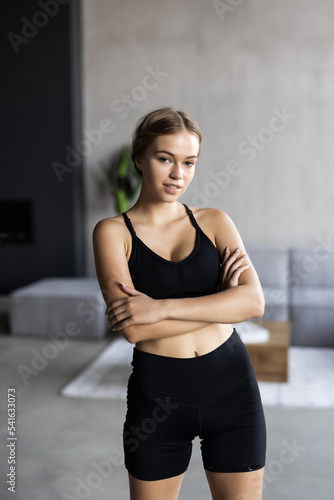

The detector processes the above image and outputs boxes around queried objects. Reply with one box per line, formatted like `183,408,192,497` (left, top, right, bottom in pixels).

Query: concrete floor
0,298,333,500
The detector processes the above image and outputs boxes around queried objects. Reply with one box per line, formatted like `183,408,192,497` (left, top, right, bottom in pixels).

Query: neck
130,192,184,225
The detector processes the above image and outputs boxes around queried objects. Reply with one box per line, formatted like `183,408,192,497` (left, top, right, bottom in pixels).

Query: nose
169,162,183,179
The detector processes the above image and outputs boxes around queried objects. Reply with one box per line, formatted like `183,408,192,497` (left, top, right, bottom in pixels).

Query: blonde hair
131,107,202,175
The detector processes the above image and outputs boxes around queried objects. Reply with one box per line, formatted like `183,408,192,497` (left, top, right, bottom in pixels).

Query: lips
163,184,182,189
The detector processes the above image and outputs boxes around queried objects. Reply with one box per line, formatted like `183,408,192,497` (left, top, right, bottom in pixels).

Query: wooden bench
245,320,291,382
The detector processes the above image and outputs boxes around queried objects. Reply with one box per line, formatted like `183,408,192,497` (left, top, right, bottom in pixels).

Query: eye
159,156,171,163
185,161,195,167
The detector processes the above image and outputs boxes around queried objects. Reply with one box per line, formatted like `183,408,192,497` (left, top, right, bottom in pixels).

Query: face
135,131,200,202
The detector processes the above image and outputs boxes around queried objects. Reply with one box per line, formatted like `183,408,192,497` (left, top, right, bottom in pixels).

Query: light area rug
60,337,334,409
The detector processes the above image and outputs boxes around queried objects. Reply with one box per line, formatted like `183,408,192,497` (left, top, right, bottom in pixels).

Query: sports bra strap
121,212,136,236
122,205,199,236
182,204,200,230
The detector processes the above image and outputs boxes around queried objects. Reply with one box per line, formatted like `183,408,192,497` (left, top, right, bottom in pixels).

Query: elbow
120,325,141,344
252,290,265,318
253,305,265,319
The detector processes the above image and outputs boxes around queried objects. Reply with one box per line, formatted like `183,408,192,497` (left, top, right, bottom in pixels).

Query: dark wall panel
0,0,85,292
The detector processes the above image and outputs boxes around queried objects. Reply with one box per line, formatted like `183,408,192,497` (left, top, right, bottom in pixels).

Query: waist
130,328,254,406
135,323,234,358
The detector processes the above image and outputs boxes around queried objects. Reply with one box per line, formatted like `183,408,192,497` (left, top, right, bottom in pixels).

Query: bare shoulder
187,205,232,228
187,205,242,251
92,214,128,242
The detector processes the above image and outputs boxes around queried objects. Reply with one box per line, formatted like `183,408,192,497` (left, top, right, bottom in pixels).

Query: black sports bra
121,204,222,299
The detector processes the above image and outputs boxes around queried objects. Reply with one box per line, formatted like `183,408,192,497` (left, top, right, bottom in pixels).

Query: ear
134,156,143,173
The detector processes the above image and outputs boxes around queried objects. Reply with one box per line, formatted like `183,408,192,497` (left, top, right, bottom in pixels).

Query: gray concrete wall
82,0,334,276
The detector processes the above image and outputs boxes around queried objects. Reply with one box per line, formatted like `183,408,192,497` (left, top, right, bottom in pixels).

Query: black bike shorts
123,329,266,481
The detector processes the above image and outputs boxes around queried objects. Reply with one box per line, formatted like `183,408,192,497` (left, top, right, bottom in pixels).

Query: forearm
162,285,265,324
120,318,214,344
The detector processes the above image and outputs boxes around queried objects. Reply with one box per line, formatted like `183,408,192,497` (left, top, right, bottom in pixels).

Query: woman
93,107,266,500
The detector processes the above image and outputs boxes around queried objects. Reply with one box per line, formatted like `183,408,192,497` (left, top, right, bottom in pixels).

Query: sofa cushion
9,278,109,338
246,245,289,288
291,288,334,308
262,286,289,321
291,307,334,347
290,246,334,288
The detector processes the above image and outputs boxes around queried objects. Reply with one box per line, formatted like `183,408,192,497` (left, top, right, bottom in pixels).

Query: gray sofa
289,246,334,347
9,278,109,339
247,246,290,323
248,245,334,347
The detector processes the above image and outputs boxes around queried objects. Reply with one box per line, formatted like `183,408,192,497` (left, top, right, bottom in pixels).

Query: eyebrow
155,150,198,159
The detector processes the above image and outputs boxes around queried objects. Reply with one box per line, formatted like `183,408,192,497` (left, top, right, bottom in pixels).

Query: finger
107,304,130,323
108,305,131,323
105,299,122,315
111,317,134,331
105,284,140,315
227,255,250,273
108,311,126,326
224,248,241,267
227,264,250,280
227,254,250,273
221,249,246,281
105,297,129,316
225,262,248,282
109,310,131,328
235,263,250,273
105,304,119,317
221,254,238,277
235,253,250,263
222,246,230,264
225,259,244,279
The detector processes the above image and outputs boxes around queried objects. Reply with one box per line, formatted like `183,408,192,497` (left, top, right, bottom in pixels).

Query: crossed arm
93,209,265,344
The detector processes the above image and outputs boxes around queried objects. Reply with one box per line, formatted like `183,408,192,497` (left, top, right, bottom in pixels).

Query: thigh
123,376,196,481
200,366,267,472
128,471,186,500
205,467,264,500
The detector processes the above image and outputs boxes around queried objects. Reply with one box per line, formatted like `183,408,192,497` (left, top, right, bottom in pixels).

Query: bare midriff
135,323,234,358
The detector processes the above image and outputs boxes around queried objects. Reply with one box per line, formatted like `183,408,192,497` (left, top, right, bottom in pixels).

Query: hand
105,282,164,331
220,247,250,290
